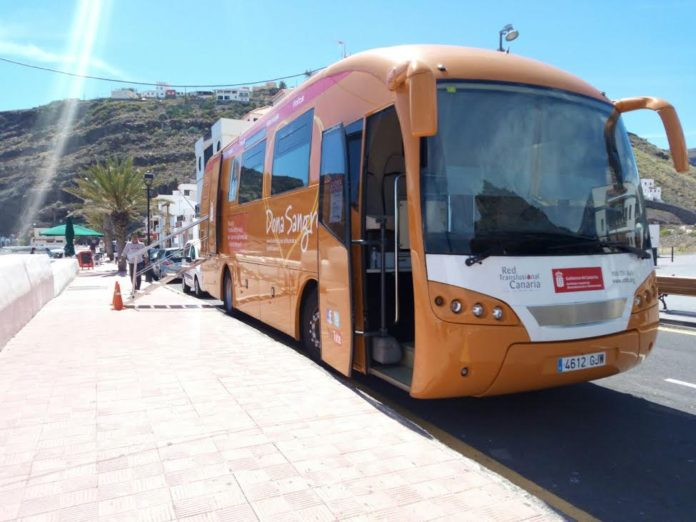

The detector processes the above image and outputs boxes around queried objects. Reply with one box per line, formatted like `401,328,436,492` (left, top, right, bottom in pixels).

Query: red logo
552,267,604,293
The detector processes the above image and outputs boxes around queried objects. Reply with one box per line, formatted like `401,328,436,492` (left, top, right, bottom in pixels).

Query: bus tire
223,271,235,316
301,288,321,361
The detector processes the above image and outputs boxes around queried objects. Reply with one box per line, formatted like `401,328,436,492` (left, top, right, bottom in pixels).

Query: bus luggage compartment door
317,124,354,376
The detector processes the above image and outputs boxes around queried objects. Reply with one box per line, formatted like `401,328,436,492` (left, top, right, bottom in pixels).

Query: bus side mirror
387,60,438,137
408,67,437,137
612,96,690,173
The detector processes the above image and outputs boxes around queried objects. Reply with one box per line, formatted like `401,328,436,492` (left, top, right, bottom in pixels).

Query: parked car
150,247,183,280
182,239,205,297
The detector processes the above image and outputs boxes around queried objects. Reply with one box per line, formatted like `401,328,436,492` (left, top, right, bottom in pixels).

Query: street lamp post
144,171,154,245
498,24,519,52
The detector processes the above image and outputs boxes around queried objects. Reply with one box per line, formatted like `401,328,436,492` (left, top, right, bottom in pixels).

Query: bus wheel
223,271,234,316
301,288,321,361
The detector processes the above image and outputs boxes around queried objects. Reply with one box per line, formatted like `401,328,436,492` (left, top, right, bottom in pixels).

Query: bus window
319,125,348,243
271,109,314,195
227,157,241,202
239,140,266,203
346,119,364,208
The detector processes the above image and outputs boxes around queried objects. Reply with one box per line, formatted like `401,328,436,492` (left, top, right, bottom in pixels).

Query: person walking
120,234,146,291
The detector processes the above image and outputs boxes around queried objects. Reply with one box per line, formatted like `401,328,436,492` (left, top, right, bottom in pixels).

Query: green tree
64,157,145,271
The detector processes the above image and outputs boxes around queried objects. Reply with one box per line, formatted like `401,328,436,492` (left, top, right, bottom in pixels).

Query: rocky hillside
0,95,694,237
0,92,276,236
629,133,696,218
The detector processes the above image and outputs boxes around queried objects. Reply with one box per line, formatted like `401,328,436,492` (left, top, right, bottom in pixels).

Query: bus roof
221,44,607,158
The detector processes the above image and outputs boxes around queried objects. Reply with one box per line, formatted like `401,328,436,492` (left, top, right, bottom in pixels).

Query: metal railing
657,275,696,310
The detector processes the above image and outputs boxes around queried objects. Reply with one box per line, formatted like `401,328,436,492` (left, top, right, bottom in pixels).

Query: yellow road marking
353,382,598,522
659,326,696,336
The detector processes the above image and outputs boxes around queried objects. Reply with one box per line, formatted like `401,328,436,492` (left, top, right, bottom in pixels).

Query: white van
181,239,205,297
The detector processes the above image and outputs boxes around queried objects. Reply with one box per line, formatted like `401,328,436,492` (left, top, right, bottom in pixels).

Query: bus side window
345,119,364,208
271,109,314,195
228,157,240,203
319,125,349,244
239,140,266,203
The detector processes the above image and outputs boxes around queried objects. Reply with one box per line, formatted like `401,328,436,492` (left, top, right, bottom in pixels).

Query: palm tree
65,157,145,271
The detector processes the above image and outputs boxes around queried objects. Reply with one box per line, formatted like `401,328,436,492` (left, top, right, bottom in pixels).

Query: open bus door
317,125,353,376
205,155,222,255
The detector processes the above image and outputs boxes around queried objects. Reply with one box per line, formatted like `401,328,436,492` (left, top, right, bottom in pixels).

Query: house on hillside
190,91,215,99
111,88,138,100
242,106,272,123
214,87,251,103
155,82,171,99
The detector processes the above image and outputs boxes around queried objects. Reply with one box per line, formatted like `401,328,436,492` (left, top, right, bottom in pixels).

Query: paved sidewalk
0,265,559,521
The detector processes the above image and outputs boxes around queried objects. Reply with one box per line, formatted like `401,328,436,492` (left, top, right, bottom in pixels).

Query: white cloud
0,39,128,79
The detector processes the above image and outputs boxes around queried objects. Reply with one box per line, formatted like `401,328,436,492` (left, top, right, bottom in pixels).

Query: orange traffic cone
112,281,124,311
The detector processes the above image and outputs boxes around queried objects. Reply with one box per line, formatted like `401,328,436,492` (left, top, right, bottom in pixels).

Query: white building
111,88,138,100
155,82,170,99
194,118,252,207
641,179,662,201
151,183,198,247
242,106,272,123
214,87,251,103
141,90,158,99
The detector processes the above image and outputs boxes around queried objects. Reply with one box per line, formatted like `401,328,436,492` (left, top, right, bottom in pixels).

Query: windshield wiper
464,230,650,266
465,250,496,266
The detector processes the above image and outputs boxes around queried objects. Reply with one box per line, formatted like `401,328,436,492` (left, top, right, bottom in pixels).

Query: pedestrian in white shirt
120,234,146,290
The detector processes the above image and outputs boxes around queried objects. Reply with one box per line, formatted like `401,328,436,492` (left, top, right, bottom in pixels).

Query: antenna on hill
338,40,347,59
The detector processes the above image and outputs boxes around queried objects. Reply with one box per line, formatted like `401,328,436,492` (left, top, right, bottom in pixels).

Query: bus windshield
421,82,650,257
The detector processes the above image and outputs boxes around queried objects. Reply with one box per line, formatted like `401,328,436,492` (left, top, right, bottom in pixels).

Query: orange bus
199,45,689,398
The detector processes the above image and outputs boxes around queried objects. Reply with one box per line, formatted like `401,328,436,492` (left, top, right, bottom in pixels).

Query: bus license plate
557,352,606,373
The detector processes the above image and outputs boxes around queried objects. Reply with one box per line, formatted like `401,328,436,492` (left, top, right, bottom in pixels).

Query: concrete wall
0,255,78,348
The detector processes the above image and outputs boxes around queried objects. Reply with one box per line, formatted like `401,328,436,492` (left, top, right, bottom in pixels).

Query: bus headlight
450,299,463,313
472,303,484,317
492,307,503,320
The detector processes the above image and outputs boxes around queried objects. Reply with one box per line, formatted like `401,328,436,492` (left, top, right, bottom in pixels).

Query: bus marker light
434,296,444,307
492,307,503,320
450,300,463,313
472,303,484,317
634,296,642,307
460,367,469,377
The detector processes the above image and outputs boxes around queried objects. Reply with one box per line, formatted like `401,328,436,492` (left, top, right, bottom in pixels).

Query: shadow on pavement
357,376,696,522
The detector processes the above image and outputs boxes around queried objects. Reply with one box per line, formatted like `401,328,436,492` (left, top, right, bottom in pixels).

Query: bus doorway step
369,364,413,391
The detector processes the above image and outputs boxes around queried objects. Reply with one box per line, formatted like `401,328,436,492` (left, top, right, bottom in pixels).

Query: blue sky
0,0,694,149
